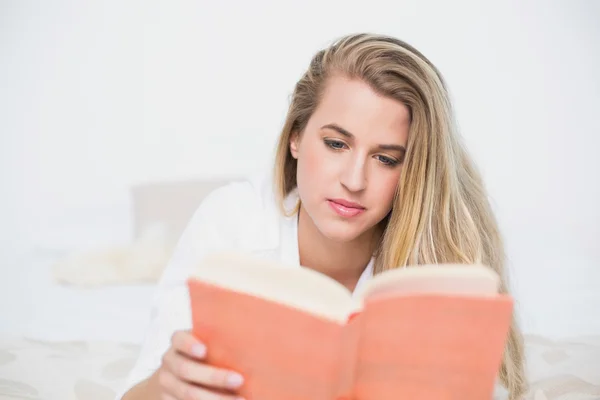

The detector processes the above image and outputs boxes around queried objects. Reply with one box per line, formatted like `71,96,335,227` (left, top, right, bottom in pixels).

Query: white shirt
116,173,373,398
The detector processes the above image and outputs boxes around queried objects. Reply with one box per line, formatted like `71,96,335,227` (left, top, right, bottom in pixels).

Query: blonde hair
273,33,526,399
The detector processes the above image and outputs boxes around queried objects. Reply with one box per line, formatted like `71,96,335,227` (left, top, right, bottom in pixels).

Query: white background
1,0,599,338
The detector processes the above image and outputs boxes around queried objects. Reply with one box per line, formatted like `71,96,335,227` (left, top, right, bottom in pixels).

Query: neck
297,204,379,292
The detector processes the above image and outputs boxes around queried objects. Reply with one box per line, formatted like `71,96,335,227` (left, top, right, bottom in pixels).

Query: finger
163,348,244,391
160,392,177,400
182,384,243,400
159,368,243,400
171,330,207,360
157,369,181,399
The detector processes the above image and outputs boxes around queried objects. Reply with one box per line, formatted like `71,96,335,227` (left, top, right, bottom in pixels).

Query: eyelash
323,139,400,167
324,139,346,150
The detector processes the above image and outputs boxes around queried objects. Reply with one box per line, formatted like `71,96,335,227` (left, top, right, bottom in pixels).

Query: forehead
310,75,410,144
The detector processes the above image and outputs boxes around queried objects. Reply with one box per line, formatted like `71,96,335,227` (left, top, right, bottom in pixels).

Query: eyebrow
321,123,406,153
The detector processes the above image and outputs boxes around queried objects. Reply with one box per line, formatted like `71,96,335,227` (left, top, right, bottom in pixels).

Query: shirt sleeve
114,183,247,399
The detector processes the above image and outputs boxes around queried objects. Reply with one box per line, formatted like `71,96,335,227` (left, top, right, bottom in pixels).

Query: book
187,252,513,400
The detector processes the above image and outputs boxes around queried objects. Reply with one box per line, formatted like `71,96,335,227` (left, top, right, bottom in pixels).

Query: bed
0,178,598,400
0,249,154,400
1,334,599,400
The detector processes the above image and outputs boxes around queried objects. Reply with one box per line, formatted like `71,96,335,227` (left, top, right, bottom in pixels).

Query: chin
314,220,367,243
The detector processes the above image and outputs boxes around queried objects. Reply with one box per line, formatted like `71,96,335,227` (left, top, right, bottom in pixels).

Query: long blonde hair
273,33,526,399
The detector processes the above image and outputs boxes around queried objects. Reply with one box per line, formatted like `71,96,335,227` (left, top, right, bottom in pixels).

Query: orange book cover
187,253,513,400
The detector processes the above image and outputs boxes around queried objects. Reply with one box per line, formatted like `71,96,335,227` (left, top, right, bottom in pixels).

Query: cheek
297,141,329,189
370,171,401,211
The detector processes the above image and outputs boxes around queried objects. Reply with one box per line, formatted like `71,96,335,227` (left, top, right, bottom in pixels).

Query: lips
327,199,365,218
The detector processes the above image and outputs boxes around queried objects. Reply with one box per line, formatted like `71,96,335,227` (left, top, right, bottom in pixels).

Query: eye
324,139,347,150
376,155,400,167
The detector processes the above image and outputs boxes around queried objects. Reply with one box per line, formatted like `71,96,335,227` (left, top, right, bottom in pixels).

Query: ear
289,131,300,159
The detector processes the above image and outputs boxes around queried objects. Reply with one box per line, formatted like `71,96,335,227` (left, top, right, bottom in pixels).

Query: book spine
333,312,363,400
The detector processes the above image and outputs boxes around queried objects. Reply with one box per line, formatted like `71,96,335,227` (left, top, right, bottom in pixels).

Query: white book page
192,252,357,323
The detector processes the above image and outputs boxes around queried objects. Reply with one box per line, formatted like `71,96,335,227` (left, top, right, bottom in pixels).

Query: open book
187,253,513,400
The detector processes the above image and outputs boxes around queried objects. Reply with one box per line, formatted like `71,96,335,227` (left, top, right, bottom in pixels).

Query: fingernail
227,372,244,388
191,343,206,357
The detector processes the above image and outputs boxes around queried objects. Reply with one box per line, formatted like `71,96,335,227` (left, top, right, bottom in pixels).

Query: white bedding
0,249,154,399
0,250,155,344
0,334,599,400
1,250,599,400
0,336,138,400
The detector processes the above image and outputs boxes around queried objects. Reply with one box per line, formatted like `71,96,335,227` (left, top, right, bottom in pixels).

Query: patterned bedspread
0,335,599,400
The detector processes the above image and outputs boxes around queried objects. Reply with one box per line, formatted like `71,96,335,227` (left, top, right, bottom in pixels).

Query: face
290,75,410,243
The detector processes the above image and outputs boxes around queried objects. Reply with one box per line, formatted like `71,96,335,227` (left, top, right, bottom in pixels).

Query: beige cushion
52,178,241,287
130,177,240,244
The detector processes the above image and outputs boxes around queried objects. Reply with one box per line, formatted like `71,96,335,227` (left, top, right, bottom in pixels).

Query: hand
157,330,244,400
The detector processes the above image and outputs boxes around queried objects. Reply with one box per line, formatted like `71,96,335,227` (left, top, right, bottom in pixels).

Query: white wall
1,0,599,337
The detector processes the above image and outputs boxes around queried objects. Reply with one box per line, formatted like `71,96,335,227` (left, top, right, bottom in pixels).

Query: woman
119,33,526,400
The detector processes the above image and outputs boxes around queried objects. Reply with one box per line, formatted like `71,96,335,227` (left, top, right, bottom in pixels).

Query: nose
340,152,367,192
